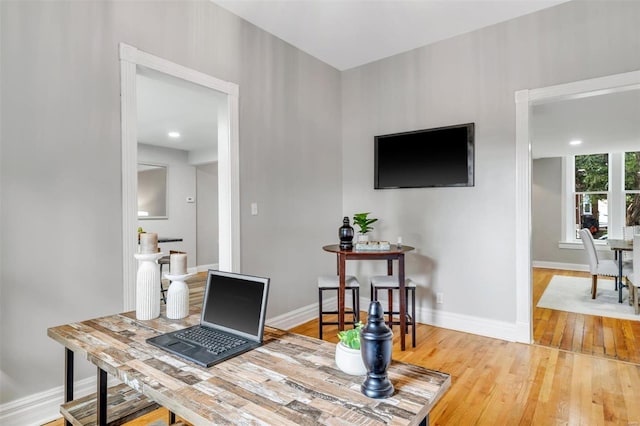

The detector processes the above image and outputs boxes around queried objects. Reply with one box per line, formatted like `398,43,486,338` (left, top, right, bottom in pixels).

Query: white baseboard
0,376,96,426
532,261,588,272
196,263,218,272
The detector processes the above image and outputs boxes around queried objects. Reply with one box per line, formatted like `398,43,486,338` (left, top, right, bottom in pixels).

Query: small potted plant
353,212,378,243
335,322,367,375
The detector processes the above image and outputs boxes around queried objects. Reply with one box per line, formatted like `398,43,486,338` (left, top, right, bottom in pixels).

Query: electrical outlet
436,292,444,304
251,202,258,216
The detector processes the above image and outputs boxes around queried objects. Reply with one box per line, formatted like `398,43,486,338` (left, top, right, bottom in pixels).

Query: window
574,154,608,239
567,152,640,242
625,151,640,226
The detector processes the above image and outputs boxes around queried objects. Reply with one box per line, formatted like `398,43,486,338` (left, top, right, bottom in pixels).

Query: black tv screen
374,123,475,189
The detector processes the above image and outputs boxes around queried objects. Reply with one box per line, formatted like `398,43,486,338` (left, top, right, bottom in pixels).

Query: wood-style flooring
44,268,640,425
533,268,640,364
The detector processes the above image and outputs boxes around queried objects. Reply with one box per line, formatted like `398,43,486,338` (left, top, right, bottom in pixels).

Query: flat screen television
374,123,475,189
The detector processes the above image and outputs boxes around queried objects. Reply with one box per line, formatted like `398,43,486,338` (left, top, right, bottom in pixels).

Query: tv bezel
374,123,475,189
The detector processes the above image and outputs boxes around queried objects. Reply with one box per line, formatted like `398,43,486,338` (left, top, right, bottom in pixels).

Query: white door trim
119,43,240,310
514,69,640,343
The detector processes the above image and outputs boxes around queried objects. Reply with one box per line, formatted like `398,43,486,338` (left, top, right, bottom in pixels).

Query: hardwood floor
44,268,640,425
533,267,640,364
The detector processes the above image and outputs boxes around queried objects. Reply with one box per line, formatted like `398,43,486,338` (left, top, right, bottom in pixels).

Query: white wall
341,1,640,329
0,0,341,408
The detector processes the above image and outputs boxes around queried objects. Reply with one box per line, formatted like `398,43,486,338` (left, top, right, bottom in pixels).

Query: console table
48,309,450,425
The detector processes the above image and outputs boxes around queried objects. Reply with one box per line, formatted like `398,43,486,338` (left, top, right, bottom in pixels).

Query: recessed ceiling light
569,140,582,146
168,131,181,138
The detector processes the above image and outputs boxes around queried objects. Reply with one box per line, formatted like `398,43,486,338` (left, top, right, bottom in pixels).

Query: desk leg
399,255,406,351
97,368,107,426
64,348,73,426
619,252,624,304
338,254,346,331
419,413,429,426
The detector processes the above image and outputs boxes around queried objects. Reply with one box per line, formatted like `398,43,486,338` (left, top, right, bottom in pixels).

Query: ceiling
532,90,640,159
212,0,568,71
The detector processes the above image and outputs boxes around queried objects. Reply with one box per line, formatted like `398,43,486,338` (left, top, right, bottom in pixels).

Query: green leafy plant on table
337,322,364,350
352,212,378,234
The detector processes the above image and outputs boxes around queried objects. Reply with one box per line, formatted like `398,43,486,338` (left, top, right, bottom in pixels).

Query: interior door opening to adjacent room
119,44,240,311
515,69,640,348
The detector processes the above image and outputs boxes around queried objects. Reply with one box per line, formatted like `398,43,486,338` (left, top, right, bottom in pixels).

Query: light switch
251,202,258,216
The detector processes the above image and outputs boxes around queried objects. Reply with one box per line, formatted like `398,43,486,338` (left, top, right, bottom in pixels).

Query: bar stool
370,275,416,347
318,275,360,340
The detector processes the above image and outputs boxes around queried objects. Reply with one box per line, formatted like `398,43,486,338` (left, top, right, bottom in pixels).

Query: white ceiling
137,67,226,153
212,0,568,71
532,90,640,159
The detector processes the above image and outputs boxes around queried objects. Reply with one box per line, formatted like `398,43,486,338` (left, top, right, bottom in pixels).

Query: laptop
147,270,270,368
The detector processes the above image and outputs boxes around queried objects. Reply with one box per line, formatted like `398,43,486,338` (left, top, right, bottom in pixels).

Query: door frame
514,69,640,343
119,43,240,310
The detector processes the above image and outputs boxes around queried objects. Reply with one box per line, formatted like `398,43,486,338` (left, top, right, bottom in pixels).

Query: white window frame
561,152,628,247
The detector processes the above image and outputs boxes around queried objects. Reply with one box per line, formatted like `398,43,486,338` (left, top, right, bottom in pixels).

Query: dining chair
627,235,640,314
579,228,631,299
317,275,361,340
369,275,416,347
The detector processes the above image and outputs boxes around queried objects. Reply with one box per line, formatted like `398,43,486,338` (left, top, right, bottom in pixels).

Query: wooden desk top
48,309,450,425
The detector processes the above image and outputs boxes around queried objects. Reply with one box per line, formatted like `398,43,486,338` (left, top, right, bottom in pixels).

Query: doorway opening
119,43,240,310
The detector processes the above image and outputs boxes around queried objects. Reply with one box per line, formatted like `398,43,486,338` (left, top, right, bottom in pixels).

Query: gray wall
0,0,341,404
341,0,640,322
196,162,219,266
138,143,196,263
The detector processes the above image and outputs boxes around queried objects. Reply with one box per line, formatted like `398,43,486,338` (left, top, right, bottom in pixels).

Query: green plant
337,322,363,349
353,212,378,234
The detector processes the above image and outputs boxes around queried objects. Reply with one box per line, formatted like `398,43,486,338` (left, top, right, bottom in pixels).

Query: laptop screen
201,270,270,341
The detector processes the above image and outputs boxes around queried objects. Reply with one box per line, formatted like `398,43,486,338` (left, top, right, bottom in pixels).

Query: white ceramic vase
164,272,195,320
335,342,367,376
134,252,164,320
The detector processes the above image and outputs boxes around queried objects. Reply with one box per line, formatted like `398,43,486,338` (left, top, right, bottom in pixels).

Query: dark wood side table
323,244,415,351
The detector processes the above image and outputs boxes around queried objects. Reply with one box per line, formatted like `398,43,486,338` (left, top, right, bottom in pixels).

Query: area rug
537,275,639,321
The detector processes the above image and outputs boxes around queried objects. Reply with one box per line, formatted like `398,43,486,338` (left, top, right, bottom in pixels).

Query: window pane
575,154,608,192
625,152,640,190
626,193,640,225
575,193,608,239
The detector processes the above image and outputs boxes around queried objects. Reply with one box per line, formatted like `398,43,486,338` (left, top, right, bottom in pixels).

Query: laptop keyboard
175,327,247,355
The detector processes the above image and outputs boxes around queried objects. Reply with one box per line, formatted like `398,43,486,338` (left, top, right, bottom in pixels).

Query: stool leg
318,288,323,340
388,289,393,327
411,288,416,347
354,287,360,323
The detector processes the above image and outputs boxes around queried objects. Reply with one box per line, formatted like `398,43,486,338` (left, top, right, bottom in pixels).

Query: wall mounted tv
374,123,475,189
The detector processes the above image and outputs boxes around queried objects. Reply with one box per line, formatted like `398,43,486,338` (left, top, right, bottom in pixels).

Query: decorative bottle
339,216,354,250
360,300,394,398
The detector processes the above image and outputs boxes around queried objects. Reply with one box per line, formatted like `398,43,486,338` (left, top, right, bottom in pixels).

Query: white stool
370,275,416,347
318,275,360,340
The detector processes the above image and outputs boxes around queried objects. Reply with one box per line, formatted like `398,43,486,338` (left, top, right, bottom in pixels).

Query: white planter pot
357,234,369,243
335,342,367,376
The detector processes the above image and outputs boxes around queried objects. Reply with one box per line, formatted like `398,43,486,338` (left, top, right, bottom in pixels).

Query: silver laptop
147,270,270,367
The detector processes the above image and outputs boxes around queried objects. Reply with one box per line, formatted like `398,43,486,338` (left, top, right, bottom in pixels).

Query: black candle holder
360,300,394,398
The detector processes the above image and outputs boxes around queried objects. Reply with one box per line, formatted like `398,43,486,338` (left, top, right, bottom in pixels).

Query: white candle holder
134,252,164,320
164,272,195,319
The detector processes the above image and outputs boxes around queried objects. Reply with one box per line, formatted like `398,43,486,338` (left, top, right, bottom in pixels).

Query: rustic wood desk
323,244,415,350
48,308,450,425
607,238,633,303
